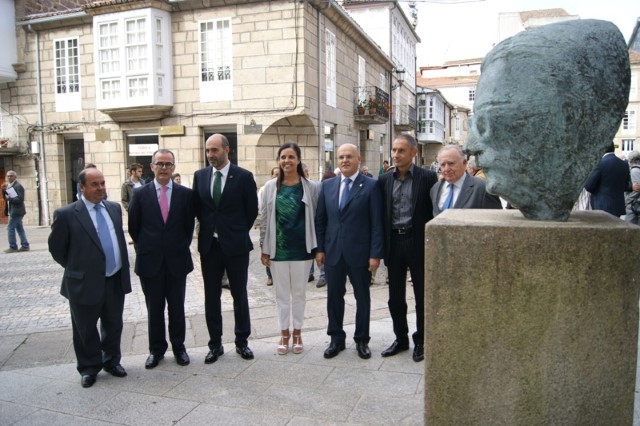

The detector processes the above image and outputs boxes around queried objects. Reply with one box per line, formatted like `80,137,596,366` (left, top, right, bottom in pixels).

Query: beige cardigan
259,177,319,258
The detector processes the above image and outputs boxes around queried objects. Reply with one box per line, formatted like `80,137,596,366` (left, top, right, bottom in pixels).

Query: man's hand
315,252,325,267
368,258,380,273
261,253,270,267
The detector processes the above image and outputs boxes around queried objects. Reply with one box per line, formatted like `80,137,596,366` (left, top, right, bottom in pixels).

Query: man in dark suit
48,167,131,388
193,134,258,363
378,135,438,362
128,149,195,369
584,143,631,217
315,143,384,359
430,145,502,216
4,170,30,253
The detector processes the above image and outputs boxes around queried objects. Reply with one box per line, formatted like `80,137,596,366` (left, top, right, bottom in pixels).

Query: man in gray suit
430,145,502,216
49,167,132,388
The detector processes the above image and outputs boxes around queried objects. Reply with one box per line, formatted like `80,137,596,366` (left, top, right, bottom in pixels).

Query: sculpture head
464,19,630,221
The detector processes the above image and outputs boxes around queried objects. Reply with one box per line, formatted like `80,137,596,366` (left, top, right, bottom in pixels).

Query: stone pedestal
424,210,640,425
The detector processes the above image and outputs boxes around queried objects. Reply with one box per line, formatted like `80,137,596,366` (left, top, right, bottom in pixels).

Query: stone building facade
1,0,416,225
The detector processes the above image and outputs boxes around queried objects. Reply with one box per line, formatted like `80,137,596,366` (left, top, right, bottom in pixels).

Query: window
468,89,476,102
199,18,232,102
621,139,635,152
623,110,636,132
94,8,172,109
326,29,336,108
630,71,638,101
54,37,81,112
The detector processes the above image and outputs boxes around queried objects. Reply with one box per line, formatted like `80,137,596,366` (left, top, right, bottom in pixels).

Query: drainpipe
317,3,326,178
27,25,50,226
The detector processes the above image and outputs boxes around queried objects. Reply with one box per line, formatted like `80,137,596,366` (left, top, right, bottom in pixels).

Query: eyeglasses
153,162,175,169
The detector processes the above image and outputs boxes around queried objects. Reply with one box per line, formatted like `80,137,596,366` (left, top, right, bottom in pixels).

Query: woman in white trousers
260,142,318,354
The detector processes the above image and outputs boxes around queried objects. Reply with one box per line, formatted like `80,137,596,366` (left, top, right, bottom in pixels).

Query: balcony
394,105,417,131
354,86,389,125
0,114,25,156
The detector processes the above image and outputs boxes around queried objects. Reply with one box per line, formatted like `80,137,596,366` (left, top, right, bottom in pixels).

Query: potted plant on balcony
357,100,367,115
368,97,379,115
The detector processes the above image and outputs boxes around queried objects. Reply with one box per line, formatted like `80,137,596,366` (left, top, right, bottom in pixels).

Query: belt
391,227,412,235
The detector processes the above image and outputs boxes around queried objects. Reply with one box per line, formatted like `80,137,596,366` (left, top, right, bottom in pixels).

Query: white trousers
271,259,312,330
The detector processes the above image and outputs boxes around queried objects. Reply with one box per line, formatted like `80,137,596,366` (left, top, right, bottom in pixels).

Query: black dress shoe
174,350,190,366
323,341,346,359
381,340,410,357
356,342,371,359
104,364,127,377
413,344,424,362
145,353,164,369
235,345,254,360
204,346,225,364
81,374,96,388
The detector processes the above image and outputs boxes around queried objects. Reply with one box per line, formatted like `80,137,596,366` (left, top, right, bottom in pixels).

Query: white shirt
340,171,360,207
439,173,467,210
210,161,231,196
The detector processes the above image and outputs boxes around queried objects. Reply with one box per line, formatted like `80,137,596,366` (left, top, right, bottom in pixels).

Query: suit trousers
387,232,424,346
201,237,251,349
69,271,125,376
325,254,371,344
140,261,187,356
270,259,313,330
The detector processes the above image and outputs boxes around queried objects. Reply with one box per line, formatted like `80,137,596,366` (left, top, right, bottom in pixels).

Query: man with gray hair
4,170,30,253
430,145,502,217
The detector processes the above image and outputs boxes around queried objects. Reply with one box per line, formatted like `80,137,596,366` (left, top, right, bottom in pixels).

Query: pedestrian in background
120,163,144,212
48,167,131,388
258,166,280,286
624,150,640,225
4,170,30,253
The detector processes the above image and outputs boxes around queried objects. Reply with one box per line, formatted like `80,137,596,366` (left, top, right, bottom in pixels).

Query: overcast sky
406,0,639,66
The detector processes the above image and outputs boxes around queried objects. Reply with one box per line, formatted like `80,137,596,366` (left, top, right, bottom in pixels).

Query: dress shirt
391,164,414,229
339,171,360,207
438,174,467,210
153,179,173,209
210,161,231,197
83,198,122,276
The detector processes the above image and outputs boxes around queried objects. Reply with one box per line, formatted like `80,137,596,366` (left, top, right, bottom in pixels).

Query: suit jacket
49,200,132,305
378,166,438,263
315,173,384,267
6,180,26,216
430,173,502,217
128,182,195,278
584,153,631,217
193,163,258,256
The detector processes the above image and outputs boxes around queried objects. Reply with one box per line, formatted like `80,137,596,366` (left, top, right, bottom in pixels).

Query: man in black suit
128,149,195,369
430,144,502,216
378,135,438,362
48,167,131,388
315,143,384,360
584,143,631,218
193,134,258,363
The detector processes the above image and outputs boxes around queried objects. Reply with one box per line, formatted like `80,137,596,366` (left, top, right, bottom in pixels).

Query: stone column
424,209,640,425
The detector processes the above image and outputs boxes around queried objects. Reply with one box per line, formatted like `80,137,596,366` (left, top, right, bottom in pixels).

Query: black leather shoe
413,344,424,362
81,374,96,388
235,345,254,360
381,340,409,357
174,350,190,366
323,341,346,359
104,364,127,377
204,346,224,364
145,354,164,369
356,342,371,359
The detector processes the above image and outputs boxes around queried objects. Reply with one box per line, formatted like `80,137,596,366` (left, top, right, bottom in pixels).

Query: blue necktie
95,204,116,275
443,183,455,210
339,177,351,211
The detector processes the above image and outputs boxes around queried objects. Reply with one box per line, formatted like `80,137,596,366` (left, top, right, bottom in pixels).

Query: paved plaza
0,225,424,425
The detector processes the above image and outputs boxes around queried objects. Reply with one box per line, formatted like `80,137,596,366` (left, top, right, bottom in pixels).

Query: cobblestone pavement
0,225,390,337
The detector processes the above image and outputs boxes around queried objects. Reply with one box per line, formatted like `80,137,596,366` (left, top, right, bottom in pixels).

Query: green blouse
273,182,313,261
